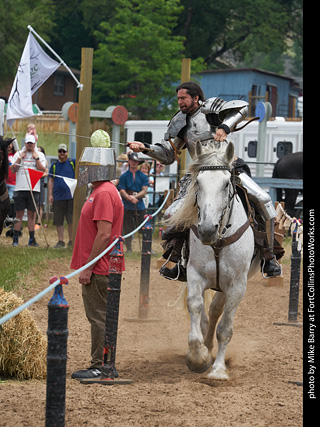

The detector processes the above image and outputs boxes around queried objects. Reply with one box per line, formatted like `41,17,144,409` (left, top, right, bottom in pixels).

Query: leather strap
191,217,251,292
233,116,260,132
168,138,181,164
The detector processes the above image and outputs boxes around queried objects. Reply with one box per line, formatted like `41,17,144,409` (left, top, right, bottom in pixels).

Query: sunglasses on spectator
58,150,67,153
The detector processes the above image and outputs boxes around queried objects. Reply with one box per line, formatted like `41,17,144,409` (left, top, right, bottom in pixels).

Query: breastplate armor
182,109,215,158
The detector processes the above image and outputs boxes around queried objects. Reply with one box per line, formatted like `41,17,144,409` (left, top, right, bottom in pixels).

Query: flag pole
27,25,83,91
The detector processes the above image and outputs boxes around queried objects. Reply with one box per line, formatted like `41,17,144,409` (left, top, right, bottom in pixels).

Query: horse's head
193,141,235,245
167,141,236,245
0,136,15,180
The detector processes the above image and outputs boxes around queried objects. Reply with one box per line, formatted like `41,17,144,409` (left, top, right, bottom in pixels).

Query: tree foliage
175,0,302,69
0,0,303,117
93,0,187,119
0,0,56,85
48,0,95,70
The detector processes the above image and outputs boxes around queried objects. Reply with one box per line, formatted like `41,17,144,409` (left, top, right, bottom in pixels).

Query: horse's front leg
208,281,247,380
186,275,213,373
204,291,225,352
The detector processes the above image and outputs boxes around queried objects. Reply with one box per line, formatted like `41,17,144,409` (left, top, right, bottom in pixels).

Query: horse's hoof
207,366,229,380
186,352,213,373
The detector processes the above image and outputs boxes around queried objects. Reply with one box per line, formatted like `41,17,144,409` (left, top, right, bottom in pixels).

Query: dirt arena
0,235,303,426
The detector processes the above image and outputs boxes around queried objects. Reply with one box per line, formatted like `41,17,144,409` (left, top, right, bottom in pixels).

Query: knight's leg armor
159,174,191,281
238,172,282,278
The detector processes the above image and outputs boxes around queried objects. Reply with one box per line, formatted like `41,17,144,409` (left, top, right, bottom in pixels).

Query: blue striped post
81,237,133,385
45,276,69,427
138,215,153,319
288,222,302,323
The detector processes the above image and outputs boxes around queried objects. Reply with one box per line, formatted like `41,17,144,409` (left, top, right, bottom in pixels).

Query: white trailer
124,118,303,177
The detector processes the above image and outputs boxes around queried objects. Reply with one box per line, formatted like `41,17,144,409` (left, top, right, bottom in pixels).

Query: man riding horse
128,82,282,280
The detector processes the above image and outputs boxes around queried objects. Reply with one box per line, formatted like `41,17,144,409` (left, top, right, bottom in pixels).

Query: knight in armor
128,81,282,280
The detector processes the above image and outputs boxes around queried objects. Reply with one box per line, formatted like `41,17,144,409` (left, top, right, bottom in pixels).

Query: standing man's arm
33,151,46,172
78,220,112,285
48,177,54,204
119,186,148,205
10,151,25,173
119,188,133,202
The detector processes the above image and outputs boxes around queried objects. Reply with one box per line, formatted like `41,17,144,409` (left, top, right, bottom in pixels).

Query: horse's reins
191,165,252,292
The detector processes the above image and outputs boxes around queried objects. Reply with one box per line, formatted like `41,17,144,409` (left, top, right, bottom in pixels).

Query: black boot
160,228,189,282
262,256,282,278
159,263,187,281
261,218,282,278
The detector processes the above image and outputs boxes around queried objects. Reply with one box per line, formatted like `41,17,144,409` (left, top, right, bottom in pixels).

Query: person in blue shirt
118,152,148,253
149,161,165,207
48,144,75,248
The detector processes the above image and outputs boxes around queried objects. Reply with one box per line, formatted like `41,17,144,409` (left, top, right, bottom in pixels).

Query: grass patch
0,246,72,291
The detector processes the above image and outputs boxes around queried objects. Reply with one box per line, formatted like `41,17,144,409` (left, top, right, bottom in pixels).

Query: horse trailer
124,118,303,178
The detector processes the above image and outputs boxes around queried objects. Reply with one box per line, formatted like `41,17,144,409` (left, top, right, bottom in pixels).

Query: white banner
62,177,77,198
6,33,60,128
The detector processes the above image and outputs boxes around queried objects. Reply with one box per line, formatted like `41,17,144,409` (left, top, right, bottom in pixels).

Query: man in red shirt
70,147,124,380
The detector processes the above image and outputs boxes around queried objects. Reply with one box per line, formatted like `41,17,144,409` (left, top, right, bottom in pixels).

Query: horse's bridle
197,165,237,239
193,165,251,292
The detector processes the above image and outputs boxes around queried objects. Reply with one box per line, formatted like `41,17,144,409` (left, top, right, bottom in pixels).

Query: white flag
62,177,77,198
6,33,60,128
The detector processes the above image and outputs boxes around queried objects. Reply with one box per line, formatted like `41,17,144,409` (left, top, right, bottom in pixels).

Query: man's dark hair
176,81,206,102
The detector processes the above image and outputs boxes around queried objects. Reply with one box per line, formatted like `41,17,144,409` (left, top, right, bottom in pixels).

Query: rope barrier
0,189,171,326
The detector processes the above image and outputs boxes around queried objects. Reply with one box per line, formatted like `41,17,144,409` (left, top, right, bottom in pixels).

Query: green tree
49,0,95,70
92,0,187,119
174,0,302,74
0,0,56,86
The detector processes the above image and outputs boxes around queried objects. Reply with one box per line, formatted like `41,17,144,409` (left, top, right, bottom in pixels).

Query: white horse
168,141,261,380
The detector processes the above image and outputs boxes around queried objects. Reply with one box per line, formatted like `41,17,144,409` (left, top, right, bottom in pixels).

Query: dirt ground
0,232,303,426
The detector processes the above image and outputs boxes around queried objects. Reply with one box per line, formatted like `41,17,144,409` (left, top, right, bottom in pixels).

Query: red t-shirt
70,181,124,275
6,153,16,185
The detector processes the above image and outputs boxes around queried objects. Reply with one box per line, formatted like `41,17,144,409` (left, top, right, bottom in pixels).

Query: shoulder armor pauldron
164,111,187,140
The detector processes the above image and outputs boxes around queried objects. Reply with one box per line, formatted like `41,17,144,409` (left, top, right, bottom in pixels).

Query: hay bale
0,288,47,379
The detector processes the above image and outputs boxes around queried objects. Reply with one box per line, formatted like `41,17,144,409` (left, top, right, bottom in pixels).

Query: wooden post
179,58,191,180
72,48,93,244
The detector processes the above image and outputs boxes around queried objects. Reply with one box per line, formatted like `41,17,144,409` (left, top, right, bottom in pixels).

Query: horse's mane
168,142,231,230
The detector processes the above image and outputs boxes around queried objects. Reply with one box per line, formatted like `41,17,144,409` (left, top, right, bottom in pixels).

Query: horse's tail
167,283,189,320
272,160,282,202
168,284,215,319
272,162,279,178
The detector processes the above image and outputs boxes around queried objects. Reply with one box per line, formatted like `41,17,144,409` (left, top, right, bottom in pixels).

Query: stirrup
159,253,180,281
159,255,187,281
261,256,282,279
159,264,180,281
4,217,19,228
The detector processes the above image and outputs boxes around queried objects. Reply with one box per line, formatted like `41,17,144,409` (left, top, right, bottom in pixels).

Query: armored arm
142,136,185,165
201,97,249,134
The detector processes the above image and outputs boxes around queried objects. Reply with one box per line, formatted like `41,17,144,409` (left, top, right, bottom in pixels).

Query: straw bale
0,288,47,379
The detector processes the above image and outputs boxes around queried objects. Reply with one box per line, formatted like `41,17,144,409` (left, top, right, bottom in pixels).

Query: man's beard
180,101,197,114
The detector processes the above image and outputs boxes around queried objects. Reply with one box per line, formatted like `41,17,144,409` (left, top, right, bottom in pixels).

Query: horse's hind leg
186,284,213,373
204,291,225,352
208,283,246,380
